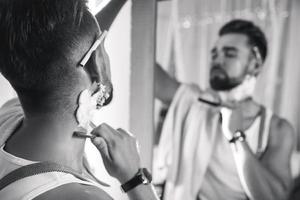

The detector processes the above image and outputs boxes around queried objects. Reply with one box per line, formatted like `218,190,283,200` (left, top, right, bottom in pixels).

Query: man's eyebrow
223,46,238,52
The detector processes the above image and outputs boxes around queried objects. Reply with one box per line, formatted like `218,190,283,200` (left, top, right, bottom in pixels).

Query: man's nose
212,55,224,67
215,53,225,64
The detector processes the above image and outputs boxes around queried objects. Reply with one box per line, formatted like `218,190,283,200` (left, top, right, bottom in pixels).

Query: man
0,0,158,199
154,19,295,200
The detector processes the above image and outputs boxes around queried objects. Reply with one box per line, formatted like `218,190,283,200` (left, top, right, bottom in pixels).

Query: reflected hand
91,123,141,183
228,106,244,133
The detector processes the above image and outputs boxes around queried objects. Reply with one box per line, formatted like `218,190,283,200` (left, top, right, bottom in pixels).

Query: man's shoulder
268,113,295,147
35,183,113,200
178,83,203,98
270,114,294,136
0,98,23,123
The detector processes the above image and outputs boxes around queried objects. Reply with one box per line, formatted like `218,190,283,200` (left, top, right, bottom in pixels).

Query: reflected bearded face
209,66,241,90
209,33,254,91
89,17,114,106
84,41,114,106
96,41,114,106
77,13,114,108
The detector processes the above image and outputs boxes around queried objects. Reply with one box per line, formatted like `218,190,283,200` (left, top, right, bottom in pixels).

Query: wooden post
130,0,156,169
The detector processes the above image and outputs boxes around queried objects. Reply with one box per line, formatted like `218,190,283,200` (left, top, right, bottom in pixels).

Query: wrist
121,168,152,193
118,168,139,184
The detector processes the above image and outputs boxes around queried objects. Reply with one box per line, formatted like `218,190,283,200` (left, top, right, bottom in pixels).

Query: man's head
209,19,267,91
0,0,112,112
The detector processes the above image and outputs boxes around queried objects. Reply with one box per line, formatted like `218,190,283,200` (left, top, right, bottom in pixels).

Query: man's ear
84,52,101,83
248,57,262,76
251,46,263,76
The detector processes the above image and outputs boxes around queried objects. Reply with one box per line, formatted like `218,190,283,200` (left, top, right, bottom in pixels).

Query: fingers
92,136,111,160
117,128,140,154
220,107,233,140
117,128,137,143
91,123,137,152
89,123,142,181
117,128,134,137
91,123,135,140
91,123,121,146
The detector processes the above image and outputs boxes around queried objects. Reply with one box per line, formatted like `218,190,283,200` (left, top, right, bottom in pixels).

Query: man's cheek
225,62,244,77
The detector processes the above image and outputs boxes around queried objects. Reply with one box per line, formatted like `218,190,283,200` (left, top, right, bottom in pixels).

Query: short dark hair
219,19,268,62
0,0,95,92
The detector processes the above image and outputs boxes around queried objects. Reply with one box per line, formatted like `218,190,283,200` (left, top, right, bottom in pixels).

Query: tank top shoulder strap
0,161,108,200
23,172,103,200
256,107,273,158
0,172,104,200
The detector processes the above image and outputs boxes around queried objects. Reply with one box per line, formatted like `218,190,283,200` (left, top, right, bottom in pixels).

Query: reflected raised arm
155,63,180,105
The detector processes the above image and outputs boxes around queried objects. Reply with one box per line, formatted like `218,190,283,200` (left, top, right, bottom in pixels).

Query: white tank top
0,145,107,200
199,108,273,200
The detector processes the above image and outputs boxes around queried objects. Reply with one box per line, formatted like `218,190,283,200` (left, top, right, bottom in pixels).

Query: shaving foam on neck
218,75,257,103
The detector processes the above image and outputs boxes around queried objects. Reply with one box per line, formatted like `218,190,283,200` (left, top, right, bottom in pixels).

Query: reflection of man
154,19,295,200
0,0,158,199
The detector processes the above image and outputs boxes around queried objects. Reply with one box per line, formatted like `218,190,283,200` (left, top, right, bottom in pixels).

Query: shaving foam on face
75,83,101,132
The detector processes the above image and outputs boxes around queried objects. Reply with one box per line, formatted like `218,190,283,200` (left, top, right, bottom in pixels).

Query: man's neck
4,112,86,172
236,98,261,116
229,98,262,131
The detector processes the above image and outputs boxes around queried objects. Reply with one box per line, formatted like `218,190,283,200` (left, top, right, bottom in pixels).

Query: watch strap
121,168,151,193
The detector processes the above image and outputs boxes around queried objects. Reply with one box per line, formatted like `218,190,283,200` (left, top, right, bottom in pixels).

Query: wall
0,75,16,107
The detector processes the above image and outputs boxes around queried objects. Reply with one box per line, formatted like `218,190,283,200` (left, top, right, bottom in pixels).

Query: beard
209,66,243,91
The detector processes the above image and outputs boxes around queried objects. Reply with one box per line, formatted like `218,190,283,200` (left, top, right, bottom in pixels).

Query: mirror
153,0,300,199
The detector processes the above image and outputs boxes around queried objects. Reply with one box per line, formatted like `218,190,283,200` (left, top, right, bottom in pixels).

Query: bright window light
88,0,112,15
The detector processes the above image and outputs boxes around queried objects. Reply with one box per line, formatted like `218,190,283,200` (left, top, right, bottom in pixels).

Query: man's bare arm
95,0,127,31
155,63,180,104
34,183,113,200
37,184,159,200
234,117,294,200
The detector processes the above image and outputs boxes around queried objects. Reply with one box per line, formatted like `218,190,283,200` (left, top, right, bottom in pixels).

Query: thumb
92,137,111,161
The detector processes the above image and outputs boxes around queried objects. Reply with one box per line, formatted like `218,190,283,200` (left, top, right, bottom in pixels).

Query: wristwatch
121,168,152,193
229,130,246,143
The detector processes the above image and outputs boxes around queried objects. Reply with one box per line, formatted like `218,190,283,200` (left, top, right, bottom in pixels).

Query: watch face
137,174,148,184
140,175,148,184
235,131,241,137
235,131,245,141
140,168,152,184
